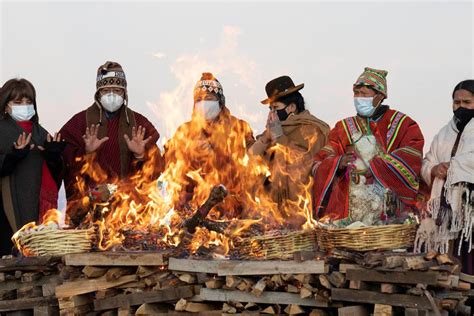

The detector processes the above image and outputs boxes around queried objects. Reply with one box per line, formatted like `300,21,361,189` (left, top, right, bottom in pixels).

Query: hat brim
260,83,304,104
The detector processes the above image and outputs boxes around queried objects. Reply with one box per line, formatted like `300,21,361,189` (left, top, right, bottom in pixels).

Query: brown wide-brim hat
261,75,304,104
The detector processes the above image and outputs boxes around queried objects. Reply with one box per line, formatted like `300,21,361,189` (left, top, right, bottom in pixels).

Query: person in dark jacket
0,78,64,255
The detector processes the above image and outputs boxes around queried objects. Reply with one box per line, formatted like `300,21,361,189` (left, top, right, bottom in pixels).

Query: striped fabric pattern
354,67,388,97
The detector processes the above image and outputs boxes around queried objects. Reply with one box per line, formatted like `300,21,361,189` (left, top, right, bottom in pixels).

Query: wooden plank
94,285,195,311
0,296,56,312
460,272,474,284
346,268,438,285
339,264,361,274
197,288,328,307
33,305,59,316
0,275,62,291
331,289,432,309
338,306,369,316
169,259,328,275
64,252,167,266
0,256,61,271
17,285,43,298
149,312,222,316
217,260,328,276
168,258,220,274
55,274,137,298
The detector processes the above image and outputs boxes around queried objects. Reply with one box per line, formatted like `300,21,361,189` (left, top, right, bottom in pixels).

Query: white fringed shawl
416,119,474,254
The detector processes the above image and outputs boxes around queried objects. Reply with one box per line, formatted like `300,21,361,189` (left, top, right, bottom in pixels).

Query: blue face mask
354,97,376,117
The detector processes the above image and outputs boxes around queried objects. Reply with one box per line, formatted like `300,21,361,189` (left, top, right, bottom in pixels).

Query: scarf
417,119,474,254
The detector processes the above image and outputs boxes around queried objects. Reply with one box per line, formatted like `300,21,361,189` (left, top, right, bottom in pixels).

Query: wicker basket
16,228,94,256
234,230,317,260
315,223,417,252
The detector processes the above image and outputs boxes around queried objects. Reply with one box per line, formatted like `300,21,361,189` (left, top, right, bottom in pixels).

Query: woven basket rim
315,223,417,232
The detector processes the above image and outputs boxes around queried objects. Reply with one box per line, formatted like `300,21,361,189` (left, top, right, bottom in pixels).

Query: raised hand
13,132,33,150
38,132,67,158
124,126,152,158
83,124,109,154
267,111,283,142
38,133,63,150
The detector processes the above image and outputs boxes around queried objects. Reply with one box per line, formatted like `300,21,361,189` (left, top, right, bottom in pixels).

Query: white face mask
354,97,376,117
10,104,36,121
100,93,124,112
194,100,221,121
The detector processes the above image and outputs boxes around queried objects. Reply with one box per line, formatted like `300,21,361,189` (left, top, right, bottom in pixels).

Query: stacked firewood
1,250,473,315
0,255,63,315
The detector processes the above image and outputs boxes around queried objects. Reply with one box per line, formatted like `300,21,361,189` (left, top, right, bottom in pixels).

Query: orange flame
13,27,320,256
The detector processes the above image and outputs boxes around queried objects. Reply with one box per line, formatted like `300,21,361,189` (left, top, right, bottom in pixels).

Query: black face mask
276,107,290,121
454,107,474,131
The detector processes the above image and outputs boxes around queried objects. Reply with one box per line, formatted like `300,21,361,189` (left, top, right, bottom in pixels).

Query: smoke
147,25,265,148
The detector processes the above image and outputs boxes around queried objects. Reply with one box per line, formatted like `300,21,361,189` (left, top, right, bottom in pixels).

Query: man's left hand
124,126,152,158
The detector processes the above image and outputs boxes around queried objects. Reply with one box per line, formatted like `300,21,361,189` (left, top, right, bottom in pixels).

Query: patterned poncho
313,107,424,221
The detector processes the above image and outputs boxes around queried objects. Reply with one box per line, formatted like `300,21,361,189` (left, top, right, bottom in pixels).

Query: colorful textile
313,107,424,220
354,67,388,97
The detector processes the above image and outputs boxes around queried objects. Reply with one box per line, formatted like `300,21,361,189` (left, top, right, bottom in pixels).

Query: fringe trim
416,181,473,255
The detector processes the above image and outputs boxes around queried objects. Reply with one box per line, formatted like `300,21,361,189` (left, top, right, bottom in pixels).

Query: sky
1,0,473,208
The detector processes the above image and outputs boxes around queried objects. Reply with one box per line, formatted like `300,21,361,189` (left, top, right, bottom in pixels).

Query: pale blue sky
1,0,473,147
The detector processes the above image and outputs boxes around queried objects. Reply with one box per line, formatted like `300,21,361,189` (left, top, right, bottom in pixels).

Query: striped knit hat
96,61,127,91
354,67,388,97
193,72,225,106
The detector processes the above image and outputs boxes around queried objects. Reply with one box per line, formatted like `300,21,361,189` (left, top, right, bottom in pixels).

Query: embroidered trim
341,120,352,144
342,117,361,144
381,153,419,191
394,146,422,158
386,112,407,152
317,156,343,217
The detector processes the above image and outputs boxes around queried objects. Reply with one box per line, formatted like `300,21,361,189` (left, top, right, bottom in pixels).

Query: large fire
12,114,317,257
12,26,318,257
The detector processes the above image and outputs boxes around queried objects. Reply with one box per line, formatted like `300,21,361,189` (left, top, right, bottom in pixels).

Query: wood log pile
0,250,473,315
0,255,64,315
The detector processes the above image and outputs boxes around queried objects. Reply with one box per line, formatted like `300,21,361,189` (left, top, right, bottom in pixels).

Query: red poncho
313,108,424,220
60,107,161,202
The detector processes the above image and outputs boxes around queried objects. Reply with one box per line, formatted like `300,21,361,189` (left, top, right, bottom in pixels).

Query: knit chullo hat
96,61,127,91
354,67,388,98
193,72,225,106
94,61,130,124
